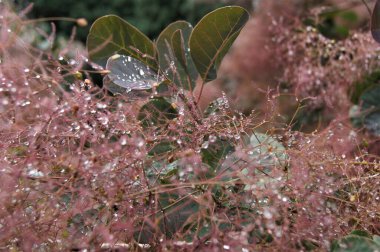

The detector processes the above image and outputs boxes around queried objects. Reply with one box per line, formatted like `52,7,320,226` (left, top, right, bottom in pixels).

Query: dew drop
201,141,209,149
209,135,217,143
136,139,145,148
96,102,107,109
120,136,127,146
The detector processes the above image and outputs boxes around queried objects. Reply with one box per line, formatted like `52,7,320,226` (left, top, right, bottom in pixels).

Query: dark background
16,0,253,41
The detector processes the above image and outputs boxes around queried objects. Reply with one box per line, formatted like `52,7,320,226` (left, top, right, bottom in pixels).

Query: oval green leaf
360,86,380,136
105,54,159,92
138,97,178,127
156,21,197,90
86,15,157,69
371,0,380,43
189,6,249,82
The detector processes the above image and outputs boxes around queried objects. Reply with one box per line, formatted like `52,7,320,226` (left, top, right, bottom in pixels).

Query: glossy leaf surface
87,15,157,69
189,6,249,82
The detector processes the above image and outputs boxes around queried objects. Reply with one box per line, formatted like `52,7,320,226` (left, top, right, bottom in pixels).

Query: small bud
76,18,88,27
152,82,159,88
111,54,121,60
74,71,83,80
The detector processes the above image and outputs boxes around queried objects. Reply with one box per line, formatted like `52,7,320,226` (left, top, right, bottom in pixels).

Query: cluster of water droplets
106,54,162,94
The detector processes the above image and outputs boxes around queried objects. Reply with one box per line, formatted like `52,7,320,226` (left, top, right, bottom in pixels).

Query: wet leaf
374,235,380,246
249,132,289,169
157,192,199,237
331,234,380,252
349,70,380,104
87,15,157,69
201,137,234,171
138,97,178,127
189,6,249,82
350,230,372,238
156,21,197,90
148,141,176,156
105,54,159,92
147,161,179,184
360,86,380,136
371,0,380,43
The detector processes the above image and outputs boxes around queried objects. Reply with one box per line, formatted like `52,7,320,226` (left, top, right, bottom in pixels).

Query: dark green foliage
331,230,380,252
87,15,157,69
157,192,200,237
84,5,293,245
189,6,249,82
360,86,380,136
372,0,380,43
28,0,225,41
148,141,176,156
137,97,178,127
156,21,197,90
350,70,380,105
201,137,234,171
317,9,358,40
350,83,380,136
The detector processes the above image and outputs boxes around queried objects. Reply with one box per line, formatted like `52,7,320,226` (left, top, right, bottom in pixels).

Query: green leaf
331,234,380,252
374,235,380,246
138,97,178,127
360,86,380,136
349,105,364,128
216,132,289,192
171,30,188,71
371,0,380,43
157,192,199,237
249,132,289,169
156,21,197,90
148,141,176,156
201,137,234,171
147,161,179,184
86,15,157,69
350,230,372,239
105,54,159,92
349,70,380,104
214,30,240,70
189,6,249,82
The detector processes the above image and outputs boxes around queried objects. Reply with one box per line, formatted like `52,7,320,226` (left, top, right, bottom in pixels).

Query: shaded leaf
171,30,187,70
189,6,249,82
138,97,178,127
248,132,289,172
349,105,364,128
350,230,372,238
87,15,157,69
156,21,197,90
349,70,380,104
331,234,380,252
157,192,199,237
147,161,179,184
360,86,380,136
371,0,380,43
148,141,176,156
201,137,234,171
374,235,380,246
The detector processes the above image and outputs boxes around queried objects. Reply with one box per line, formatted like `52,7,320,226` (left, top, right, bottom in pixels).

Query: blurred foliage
317,9,359,40
21,0,226,41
